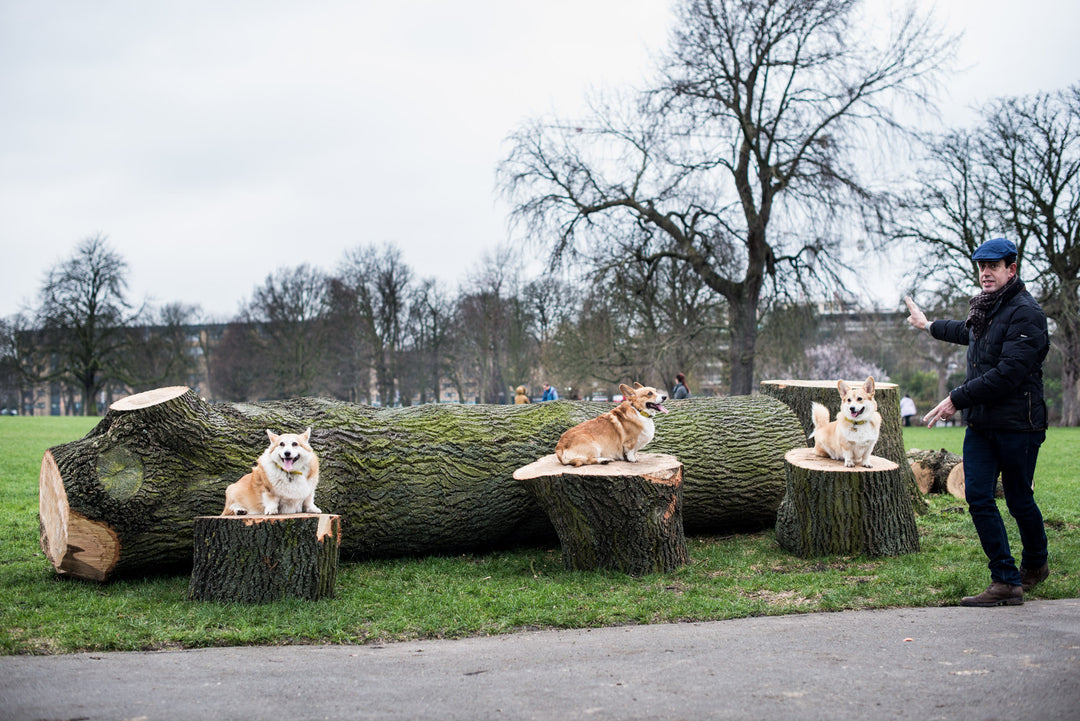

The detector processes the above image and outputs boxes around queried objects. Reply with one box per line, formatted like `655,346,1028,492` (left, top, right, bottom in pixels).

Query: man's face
978,259,1016,293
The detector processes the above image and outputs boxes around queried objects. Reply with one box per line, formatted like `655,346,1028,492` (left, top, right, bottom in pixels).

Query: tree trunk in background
188,514,340,603
775,448,919,558
39,387,804,582
760,379,927,515
514,453,687,576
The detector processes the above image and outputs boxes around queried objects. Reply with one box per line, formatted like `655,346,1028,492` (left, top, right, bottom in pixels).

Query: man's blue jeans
962,427,1048,586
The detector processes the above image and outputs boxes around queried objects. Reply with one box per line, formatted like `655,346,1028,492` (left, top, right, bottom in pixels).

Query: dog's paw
844,459,855,468
862,460,873,468
305,504,322,514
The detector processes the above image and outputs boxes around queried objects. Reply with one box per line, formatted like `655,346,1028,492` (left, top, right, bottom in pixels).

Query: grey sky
2,1,1078,320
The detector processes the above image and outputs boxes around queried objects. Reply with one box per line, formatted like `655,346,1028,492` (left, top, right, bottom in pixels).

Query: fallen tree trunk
514,453,687,576
39,387,804,581
760,379,927,515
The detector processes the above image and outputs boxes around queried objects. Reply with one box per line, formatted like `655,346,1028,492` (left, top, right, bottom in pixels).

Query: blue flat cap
971,237,1017,261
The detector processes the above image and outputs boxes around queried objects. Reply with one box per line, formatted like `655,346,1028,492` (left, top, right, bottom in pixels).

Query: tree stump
513,453,688,576
189,514,341,603
39,387,802,581
760,379,926,514
775,448,919,558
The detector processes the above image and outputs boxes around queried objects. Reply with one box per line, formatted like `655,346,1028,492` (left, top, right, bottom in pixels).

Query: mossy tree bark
775,448,920,558
39,387,804,581
760,379,927,515
514,453,687,576
188,513,340,603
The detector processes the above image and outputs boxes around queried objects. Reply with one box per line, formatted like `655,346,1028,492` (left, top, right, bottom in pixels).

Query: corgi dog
810,377,882,468
555,383,668,467
222,428,321,515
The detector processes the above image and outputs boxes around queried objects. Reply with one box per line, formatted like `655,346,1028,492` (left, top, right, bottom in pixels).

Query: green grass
1,417,1077,655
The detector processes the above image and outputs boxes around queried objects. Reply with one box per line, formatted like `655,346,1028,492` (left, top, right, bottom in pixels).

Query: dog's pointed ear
301,427,312,442
633,382,643,389
837,379,849,396
619,383,634,398
864,377,875,395
266,429,280,444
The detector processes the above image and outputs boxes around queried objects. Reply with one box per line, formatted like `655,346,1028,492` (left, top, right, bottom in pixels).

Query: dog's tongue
282,457,295,471
655,403,669,414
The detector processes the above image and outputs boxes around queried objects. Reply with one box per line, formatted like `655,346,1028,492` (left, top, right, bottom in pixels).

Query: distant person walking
672,373,690,399
541,383,559,402
905,237,1050,608
514,386,531,404
900,394,916,427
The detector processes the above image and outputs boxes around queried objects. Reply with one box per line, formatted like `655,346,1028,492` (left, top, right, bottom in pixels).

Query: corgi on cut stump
555,383,668,466
809,377,882,468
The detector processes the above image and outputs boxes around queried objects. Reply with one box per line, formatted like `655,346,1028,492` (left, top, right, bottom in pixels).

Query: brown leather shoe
960,582,1023,607
1020,563,1049,592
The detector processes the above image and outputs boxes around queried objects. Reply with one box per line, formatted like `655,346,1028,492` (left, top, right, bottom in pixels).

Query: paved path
3,599,1078,720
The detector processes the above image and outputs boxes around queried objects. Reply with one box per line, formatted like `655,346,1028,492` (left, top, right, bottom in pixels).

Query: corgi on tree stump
38,386,804,582
775,448,919,558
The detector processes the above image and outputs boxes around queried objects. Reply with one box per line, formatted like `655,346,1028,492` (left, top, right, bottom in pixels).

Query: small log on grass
775,448,919,558
906,448,963,494
189,513,341,603
513,453,687,576
760,379,927,515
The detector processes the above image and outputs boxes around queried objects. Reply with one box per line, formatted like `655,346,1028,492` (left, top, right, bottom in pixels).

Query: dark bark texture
188,514,340,603
40,387,804,581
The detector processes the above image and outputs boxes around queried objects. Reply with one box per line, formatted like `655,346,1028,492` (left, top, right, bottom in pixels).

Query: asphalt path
2,599,1078,721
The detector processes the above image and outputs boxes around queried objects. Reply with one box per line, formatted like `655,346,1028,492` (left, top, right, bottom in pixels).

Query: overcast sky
2,1,1079,320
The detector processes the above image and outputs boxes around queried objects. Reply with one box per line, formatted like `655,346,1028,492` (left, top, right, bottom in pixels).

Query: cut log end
784,447,899,473
513,452,682,481
109,386,191,411
39,450,121,582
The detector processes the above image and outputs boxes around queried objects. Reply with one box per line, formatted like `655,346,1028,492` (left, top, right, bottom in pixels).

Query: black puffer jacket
929,280,1049,431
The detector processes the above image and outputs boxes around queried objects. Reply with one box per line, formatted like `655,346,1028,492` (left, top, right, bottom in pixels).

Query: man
904,237,1050,607
899,394,916,427
541,383,558,402
672,373,690,399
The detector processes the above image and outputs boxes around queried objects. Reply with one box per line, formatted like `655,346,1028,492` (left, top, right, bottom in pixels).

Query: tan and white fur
222,428,321,515
554,383,668,467
810,377,882,468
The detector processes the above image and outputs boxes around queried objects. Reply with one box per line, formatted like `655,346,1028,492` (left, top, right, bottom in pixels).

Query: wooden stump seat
775,448,919,558
513,453,688,576
188,513,341,603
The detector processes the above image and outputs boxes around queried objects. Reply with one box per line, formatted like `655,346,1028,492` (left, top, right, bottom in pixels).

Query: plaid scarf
966,276,1021,340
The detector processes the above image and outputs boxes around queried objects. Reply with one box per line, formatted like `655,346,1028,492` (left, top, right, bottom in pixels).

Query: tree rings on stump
513,453,688,576
189,514,341,603
775,447,919,558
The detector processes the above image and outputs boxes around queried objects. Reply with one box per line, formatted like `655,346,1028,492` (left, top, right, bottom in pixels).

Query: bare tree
247,264,332,398
337,244,414,406
501,0,952,394
35,235,139,414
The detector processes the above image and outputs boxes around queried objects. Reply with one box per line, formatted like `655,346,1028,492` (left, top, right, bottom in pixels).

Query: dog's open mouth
281,457,295,471
647,402,669,414
850,407,864,418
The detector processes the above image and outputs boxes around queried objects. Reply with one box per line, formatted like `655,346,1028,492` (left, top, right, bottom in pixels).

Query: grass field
1,416,1077,655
